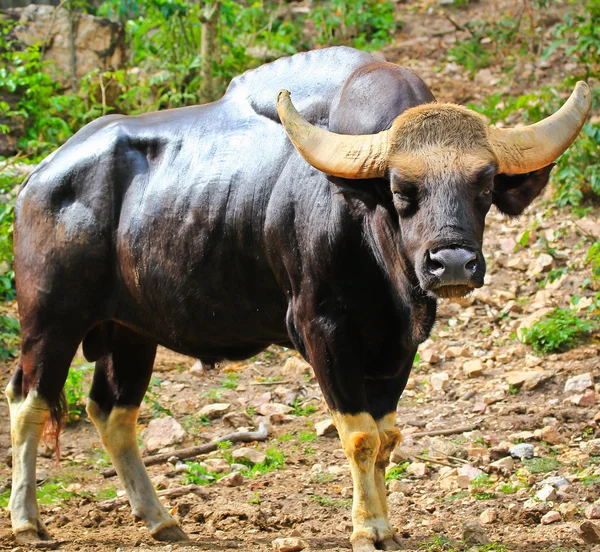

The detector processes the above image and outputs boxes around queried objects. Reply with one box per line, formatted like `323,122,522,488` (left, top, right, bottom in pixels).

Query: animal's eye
480,187,491,196
393,192,412,202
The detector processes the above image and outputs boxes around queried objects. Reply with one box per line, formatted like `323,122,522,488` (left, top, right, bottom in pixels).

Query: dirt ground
0,0,599,551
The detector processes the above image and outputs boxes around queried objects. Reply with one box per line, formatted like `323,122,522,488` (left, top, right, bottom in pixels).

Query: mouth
430,284,476,299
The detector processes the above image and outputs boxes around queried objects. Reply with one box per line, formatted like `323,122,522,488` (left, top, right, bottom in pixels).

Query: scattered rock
231,448,267,465
586,503,600,520
479,508,497,525
559,503,577,521
388,491,407,508
536,485,557,502
564,373,594,394
571,389,595,407
535,425,565,445
529,253,553,275
407,462,427,478
462,521,488,545
541,511,562,525
190,360,206,377
509,443,534,460
582,440,600,456
420,349,440,364
429,437,468,460
541,475,571,489
219,472,244,487
463,359,485,378
390,446,413,464
272,537,307,552
430,372,449,392
489,457,514,475
315,419,337,437
203,458,231,473
281,357,311,378
576,521,600,544
445,346,468,359
517,308,553,340
142,416,187,453
256,403,294,417
223,410,253,428
388,480,410,493
199,403,232,419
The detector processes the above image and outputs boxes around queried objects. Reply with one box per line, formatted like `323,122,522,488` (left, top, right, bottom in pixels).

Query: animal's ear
492,164,555,217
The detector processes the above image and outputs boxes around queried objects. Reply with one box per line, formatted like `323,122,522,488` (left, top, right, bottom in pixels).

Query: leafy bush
520,307,597,354
64,362,94,423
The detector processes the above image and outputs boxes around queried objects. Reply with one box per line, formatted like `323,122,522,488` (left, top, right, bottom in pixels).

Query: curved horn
276,90,390,179
490,81,591,174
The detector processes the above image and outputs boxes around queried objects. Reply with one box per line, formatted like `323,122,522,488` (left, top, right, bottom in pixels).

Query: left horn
276,90,390,179
489,81,592,174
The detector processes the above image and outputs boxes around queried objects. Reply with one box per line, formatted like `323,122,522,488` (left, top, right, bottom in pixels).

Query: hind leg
5,328,81,544
86,324,187,541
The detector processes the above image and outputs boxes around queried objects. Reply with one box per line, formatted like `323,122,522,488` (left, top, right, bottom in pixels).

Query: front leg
331,412,395,551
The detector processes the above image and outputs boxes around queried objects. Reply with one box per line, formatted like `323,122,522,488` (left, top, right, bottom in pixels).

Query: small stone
256,403,294,417
272,537,308,552
523,499,552,515
541,476,571,489
535,425,565,445
203,458,231,473
390,446,412,464
445,346,468,359
582,439,600,456
388,491,407,508
190,360,206,377
571,390,596,407
559,503,577,521
586,503,600,520
430,372,449,392
462,521,488,545
407,462,427,478
564,373,594,394
479,508,497,525
490,442,512,460
281,357,312,378
388,480,409,493
577,520,600,544
219,472,244,487
530,253,553,275
489,457,514,475
536,485,557,502
341,486,353,499
315,419,337,437
509,431,535,442
231,448,267,465
142,416,187,453
223,410,253,428
463,359,485,378
429,437,468,460
199,403,231,419
509,443,534,460
420,349,440,364
541,511,562,525
457,464,483,481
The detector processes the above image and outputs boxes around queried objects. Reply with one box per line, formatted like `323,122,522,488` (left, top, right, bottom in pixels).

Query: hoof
352,537,377,552
379,535,402,550
153,524,189,542
15,528,58,549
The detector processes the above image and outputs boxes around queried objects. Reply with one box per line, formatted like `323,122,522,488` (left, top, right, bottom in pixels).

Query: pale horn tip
277,89,291,104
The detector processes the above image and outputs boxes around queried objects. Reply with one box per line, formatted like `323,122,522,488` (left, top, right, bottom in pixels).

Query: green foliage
64,362,94,423
298,431,317,443
292,399,318,417
385,462,409,482
0,314,19,358
523,457,562,474
221,372,239,389
144,376,174,418
520,307,597,353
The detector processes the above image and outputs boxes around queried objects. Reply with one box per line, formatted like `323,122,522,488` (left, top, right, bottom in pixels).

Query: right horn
489,81,592,174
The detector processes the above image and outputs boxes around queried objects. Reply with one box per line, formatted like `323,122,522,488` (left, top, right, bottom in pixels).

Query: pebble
231,448,267,465
190,359,205,377
219,471,244,487
535,425,564,445
489,457,514,475
462,521,488,545
559,503,577,521
577,521,600,544
142,416,187,453
586,503,600,520
571,389,595,407
272,537,308,552
390,446,412,463
388,480,409,493
463,359,485,378
420,349,440,364
523,499,552,515
581,440,600,456
430,372,449,392
565,373,594,394
445,346,468,359
223,410,253,428
541,511,562,525
509,443,534,460
535,485,557,502
429,437,468,459
281,357,312,378
479,508,497,525
529,253,553,275
315,419,337,437
540,475,570,489
199,402,232,419
407,462,427,478
256,403,294,416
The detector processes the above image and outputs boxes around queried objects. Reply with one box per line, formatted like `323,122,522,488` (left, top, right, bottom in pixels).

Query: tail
43,390,67,461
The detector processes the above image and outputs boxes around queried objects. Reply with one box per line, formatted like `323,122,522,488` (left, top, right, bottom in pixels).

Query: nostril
465,257,478,274
426,251,446,276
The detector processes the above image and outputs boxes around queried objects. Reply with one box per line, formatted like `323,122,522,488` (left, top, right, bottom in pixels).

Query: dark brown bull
5,47,590,551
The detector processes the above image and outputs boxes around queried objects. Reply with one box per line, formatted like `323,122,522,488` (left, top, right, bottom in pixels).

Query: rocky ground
0,0,599,551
